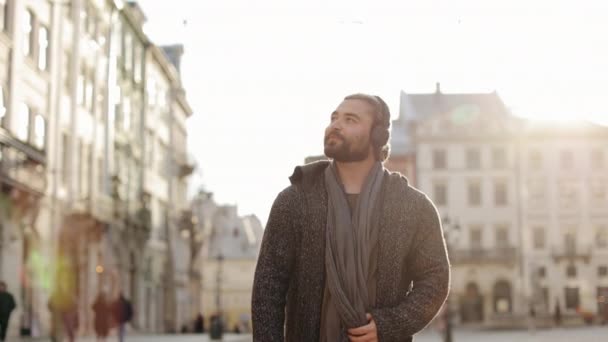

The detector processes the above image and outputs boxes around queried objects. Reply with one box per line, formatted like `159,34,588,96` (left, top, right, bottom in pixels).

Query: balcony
551,245,592,263
449,247,518,265
0,129,46,195
173,152,196,178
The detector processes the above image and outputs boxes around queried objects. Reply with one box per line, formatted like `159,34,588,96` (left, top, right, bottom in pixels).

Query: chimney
125,1,147,28
161,44,185,74
435,82,441,94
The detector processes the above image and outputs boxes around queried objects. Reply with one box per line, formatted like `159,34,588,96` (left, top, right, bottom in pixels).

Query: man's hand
347,313,378,342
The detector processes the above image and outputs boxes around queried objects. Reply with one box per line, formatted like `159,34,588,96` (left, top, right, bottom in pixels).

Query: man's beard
324,134,370,162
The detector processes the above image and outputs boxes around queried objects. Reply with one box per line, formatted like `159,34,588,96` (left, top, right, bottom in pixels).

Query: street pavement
18,333,252,342
17,326,608,341
415,325,608,342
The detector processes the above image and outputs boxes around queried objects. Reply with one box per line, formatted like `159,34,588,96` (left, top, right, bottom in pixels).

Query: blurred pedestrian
252,94,450,341
528,304,536,334
48,287,78,342
0,281,16,342
92,292,111,341
111,292,133,342
554,301,562,326
193,313,204,333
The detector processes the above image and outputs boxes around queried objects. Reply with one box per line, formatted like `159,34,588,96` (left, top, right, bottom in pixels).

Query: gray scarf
322,161,385,341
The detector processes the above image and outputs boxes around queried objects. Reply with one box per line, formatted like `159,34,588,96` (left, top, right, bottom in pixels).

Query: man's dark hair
344,93,391,162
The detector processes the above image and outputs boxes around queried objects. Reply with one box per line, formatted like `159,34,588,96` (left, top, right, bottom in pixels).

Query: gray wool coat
252,161,450,341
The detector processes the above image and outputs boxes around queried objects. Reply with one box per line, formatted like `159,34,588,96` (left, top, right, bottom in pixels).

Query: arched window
460,282,484,323
493,280,512,314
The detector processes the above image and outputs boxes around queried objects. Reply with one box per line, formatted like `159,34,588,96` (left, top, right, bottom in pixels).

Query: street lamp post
210,252,224,340
442,216,461,342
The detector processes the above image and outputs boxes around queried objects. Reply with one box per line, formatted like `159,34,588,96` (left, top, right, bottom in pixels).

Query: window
538,266,546,278
468,181,482,206
134,43,142,83
33,113,45,149
98,158,104,193
564,287,580,310
597,226,607,248
566,265,577,278
123,97,131,131
528,179,545,205
493,281,512,313
77,69,85,105
64,0,73,21
494,181,508,206
124,33,132,72
159,140,168,178
84,5,95,37
466,148,481,169
157,86,167,111
432,149,446,169
0,85,6,127
77,139,83,195
492,147,507,168
38,26,49,70
97,85,106,120
470,226,482,250
560,182,578,207
63,51,71,89
23,10,34,57
565,232,576,252
61,134,69,185
560,150,573,169
541,287,549,311
82,144,89,197
147,78,157,107
15,103,30,141
85,72,94,112
1,0,9,32
495,225,509,248
591,148,604,170
433,183,447,206
533,227,545,249
529,149,542,170
598,266,608,277
146,130,155,167
591,181,606,202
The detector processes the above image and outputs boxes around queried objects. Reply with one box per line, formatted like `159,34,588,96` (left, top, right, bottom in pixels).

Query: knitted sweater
252,161,450,341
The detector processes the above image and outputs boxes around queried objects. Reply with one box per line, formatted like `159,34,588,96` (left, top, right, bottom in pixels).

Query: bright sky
139,0,608,225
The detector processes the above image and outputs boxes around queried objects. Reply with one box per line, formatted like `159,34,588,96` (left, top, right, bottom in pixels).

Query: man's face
0,284,5,292
324,99,375,162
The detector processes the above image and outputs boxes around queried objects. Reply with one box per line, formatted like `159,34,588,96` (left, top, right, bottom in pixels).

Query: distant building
391,84,608,326
192,196,263,333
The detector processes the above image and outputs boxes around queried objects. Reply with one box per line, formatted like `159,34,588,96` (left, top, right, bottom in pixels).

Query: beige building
519,121,608,320
0,0,196,338
409,87,524,326
390,84,608,326
0,0,60,337
193,197,263,333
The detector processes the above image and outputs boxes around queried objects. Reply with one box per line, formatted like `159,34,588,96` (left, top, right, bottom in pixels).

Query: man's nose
329,119,343,131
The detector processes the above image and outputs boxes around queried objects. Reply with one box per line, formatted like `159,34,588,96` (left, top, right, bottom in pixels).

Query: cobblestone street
17,326,608,342
416,326,608,342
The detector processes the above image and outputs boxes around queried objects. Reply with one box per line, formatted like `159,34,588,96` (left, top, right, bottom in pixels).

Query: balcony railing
449,247,517,265
173,152,196,177
0,130,47,195
551,245,592,263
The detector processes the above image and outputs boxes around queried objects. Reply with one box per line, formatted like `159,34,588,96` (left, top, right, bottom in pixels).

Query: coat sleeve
370,195,450,341
251,186,300,341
